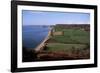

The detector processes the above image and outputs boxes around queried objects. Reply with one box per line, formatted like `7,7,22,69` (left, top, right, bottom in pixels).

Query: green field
46,25,90,52
52,26,90,44
46,43,87,52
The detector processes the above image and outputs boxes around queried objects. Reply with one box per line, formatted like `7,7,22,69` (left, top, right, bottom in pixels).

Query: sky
22,10,90,26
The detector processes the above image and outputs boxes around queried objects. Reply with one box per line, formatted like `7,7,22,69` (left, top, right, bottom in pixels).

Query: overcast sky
22,10,90,25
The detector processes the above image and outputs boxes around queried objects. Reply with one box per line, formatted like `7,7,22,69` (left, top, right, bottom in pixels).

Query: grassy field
46,25,90,52
46,43,87,52
35,25,90,61
52,27,90,44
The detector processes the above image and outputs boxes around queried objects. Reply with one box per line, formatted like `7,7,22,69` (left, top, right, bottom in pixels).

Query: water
22,25,50,50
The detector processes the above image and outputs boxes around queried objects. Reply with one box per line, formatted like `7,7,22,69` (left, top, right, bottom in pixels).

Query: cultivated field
36,24,90,61
22,24,90,62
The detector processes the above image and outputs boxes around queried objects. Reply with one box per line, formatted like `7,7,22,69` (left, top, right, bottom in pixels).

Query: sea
22,25,50,50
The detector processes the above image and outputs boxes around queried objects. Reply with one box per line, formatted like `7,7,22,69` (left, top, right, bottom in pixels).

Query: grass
51,27,90,44
46,25,90,52
46,43,87,52
34,25,90,61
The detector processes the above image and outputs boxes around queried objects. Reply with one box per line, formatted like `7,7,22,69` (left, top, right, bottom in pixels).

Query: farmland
22,24,90,62
36,24,90,61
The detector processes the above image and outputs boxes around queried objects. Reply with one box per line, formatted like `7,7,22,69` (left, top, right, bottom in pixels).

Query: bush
22,47,37,62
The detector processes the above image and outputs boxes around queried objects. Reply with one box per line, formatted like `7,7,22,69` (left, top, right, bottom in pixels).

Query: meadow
46,25,90,52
